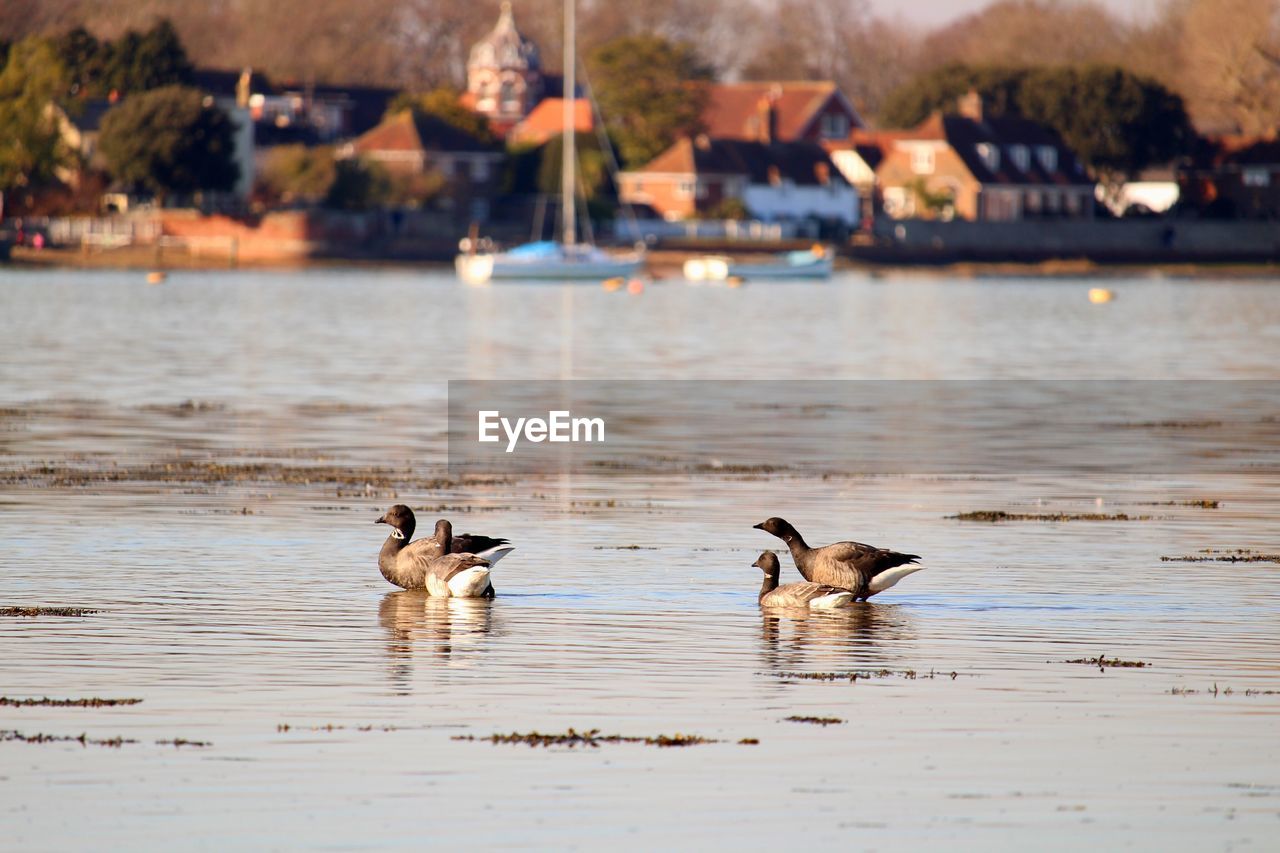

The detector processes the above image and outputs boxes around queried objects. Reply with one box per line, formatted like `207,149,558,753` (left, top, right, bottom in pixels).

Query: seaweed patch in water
767,669,961,682
452,728,722,748
0,697,142,708
1161,549,1280,564
276,723,406,733
1170,684,1280,697
784,716,844,726
155,738,212,747
0,730,137,747
1,606,99,617
1062,655,1149,670
948,511,1151,522
1139,500,1220,509
592,544,658,550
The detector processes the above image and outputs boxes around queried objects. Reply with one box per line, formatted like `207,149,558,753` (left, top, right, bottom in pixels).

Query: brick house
700,81,864,144
340,110,504,218
1178,133,1280,219
617,134,858,227
875,93,1095,222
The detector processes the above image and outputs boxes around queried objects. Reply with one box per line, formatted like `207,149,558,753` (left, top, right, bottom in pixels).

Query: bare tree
1177,0,1280,134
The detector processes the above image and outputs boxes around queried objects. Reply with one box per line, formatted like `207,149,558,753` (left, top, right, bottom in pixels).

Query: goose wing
809,541,921,593
764,581,849,607
451,533,510,554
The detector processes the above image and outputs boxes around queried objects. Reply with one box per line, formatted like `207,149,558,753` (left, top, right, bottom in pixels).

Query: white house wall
741,183,859,226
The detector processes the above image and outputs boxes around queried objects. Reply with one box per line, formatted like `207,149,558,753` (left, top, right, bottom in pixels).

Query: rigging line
577,62,643,243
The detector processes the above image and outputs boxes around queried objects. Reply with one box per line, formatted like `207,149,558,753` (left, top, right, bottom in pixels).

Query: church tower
467,2,544,128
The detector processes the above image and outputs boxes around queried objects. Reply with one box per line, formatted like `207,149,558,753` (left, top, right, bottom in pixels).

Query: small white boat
683,246,834,282
456,240,642,283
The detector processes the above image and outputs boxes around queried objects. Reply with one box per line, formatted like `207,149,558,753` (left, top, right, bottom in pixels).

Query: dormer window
911,146,935,175
1037,145,1058,173
819,113,850,139
977,142,1000,172
1009,144,1030,173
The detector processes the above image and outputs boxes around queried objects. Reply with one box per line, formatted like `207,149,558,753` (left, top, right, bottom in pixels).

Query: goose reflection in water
379,590,496,692
759,603,915,675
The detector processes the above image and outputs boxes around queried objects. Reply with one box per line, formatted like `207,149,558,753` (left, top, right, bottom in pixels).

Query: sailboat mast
562,0,576,247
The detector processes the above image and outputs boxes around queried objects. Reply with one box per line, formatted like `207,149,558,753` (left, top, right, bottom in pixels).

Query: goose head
753,517,799,543
752,550,781,576
432,518,453,555
375,504,416,541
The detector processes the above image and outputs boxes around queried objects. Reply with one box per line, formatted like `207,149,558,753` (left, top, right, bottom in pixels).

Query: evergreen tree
98,85,238,201
586,35,712,168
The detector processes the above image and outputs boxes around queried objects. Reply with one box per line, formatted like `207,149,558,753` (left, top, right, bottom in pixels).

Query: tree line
2,2,1276,214
4,0,1276,135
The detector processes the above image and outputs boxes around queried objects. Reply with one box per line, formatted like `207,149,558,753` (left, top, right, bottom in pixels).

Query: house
875,93,1095,222
700,81,864,144
339,110,505,218
50,99,115,182
194,67,396,144
824,130,911,225
617,134,859,229
1178,133,1280,219
508,98,593,147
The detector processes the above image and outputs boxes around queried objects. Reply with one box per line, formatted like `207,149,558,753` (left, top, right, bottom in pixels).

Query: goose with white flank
753,517,923,601
754,551,855,609
375,505,513,597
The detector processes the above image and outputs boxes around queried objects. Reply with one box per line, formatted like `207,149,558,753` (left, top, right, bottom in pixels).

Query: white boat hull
457,250,643,284
683,252,833,282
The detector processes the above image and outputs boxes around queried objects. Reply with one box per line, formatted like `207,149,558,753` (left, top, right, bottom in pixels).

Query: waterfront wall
869,219,1280,262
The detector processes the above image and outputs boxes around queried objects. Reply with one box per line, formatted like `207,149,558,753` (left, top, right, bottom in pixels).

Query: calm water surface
2,268,1279,850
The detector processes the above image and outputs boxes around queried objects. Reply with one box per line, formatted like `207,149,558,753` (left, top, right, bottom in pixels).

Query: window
1243,167,1272,187
677,180,696,199
471,158,490,182
1037,145,1058,173
1009,145,1030,173
820,113,850,139
911,146,935,174
977,142,1000,173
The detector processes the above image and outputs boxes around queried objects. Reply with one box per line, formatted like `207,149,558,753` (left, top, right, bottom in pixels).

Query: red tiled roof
630,136,847,186
351,110,497,154
700,81,857,142
508,98,593,145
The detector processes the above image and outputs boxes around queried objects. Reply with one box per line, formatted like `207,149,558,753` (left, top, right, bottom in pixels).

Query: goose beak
752,522,764,530
375,516,386,525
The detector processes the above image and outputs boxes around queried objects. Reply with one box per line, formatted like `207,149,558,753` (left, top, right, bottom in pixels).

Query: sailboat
455,0,644,284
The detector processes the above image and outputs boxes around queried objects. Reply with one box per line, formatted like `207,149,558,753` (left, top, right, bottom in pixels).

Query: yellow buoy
726,276,745,288
146,271,167,285
602,277,624,292
1088,288,1113,303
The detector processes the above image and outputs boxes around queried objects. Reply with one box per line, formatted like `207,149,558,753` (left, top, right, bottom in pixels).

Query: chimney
958,88,984,121
236,67,253,108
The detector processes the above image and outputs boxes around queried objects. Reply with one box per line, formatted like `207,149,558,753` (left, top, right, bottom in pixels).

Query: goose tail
474,545,514,565
868,565,925,594
447,566,493,598
810,591,856,609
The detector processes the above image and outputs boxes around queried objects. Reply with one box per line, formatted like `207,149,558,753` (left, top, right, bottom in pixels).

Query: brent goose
753,517,923,601
375,506,509,598
754,551,855,609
